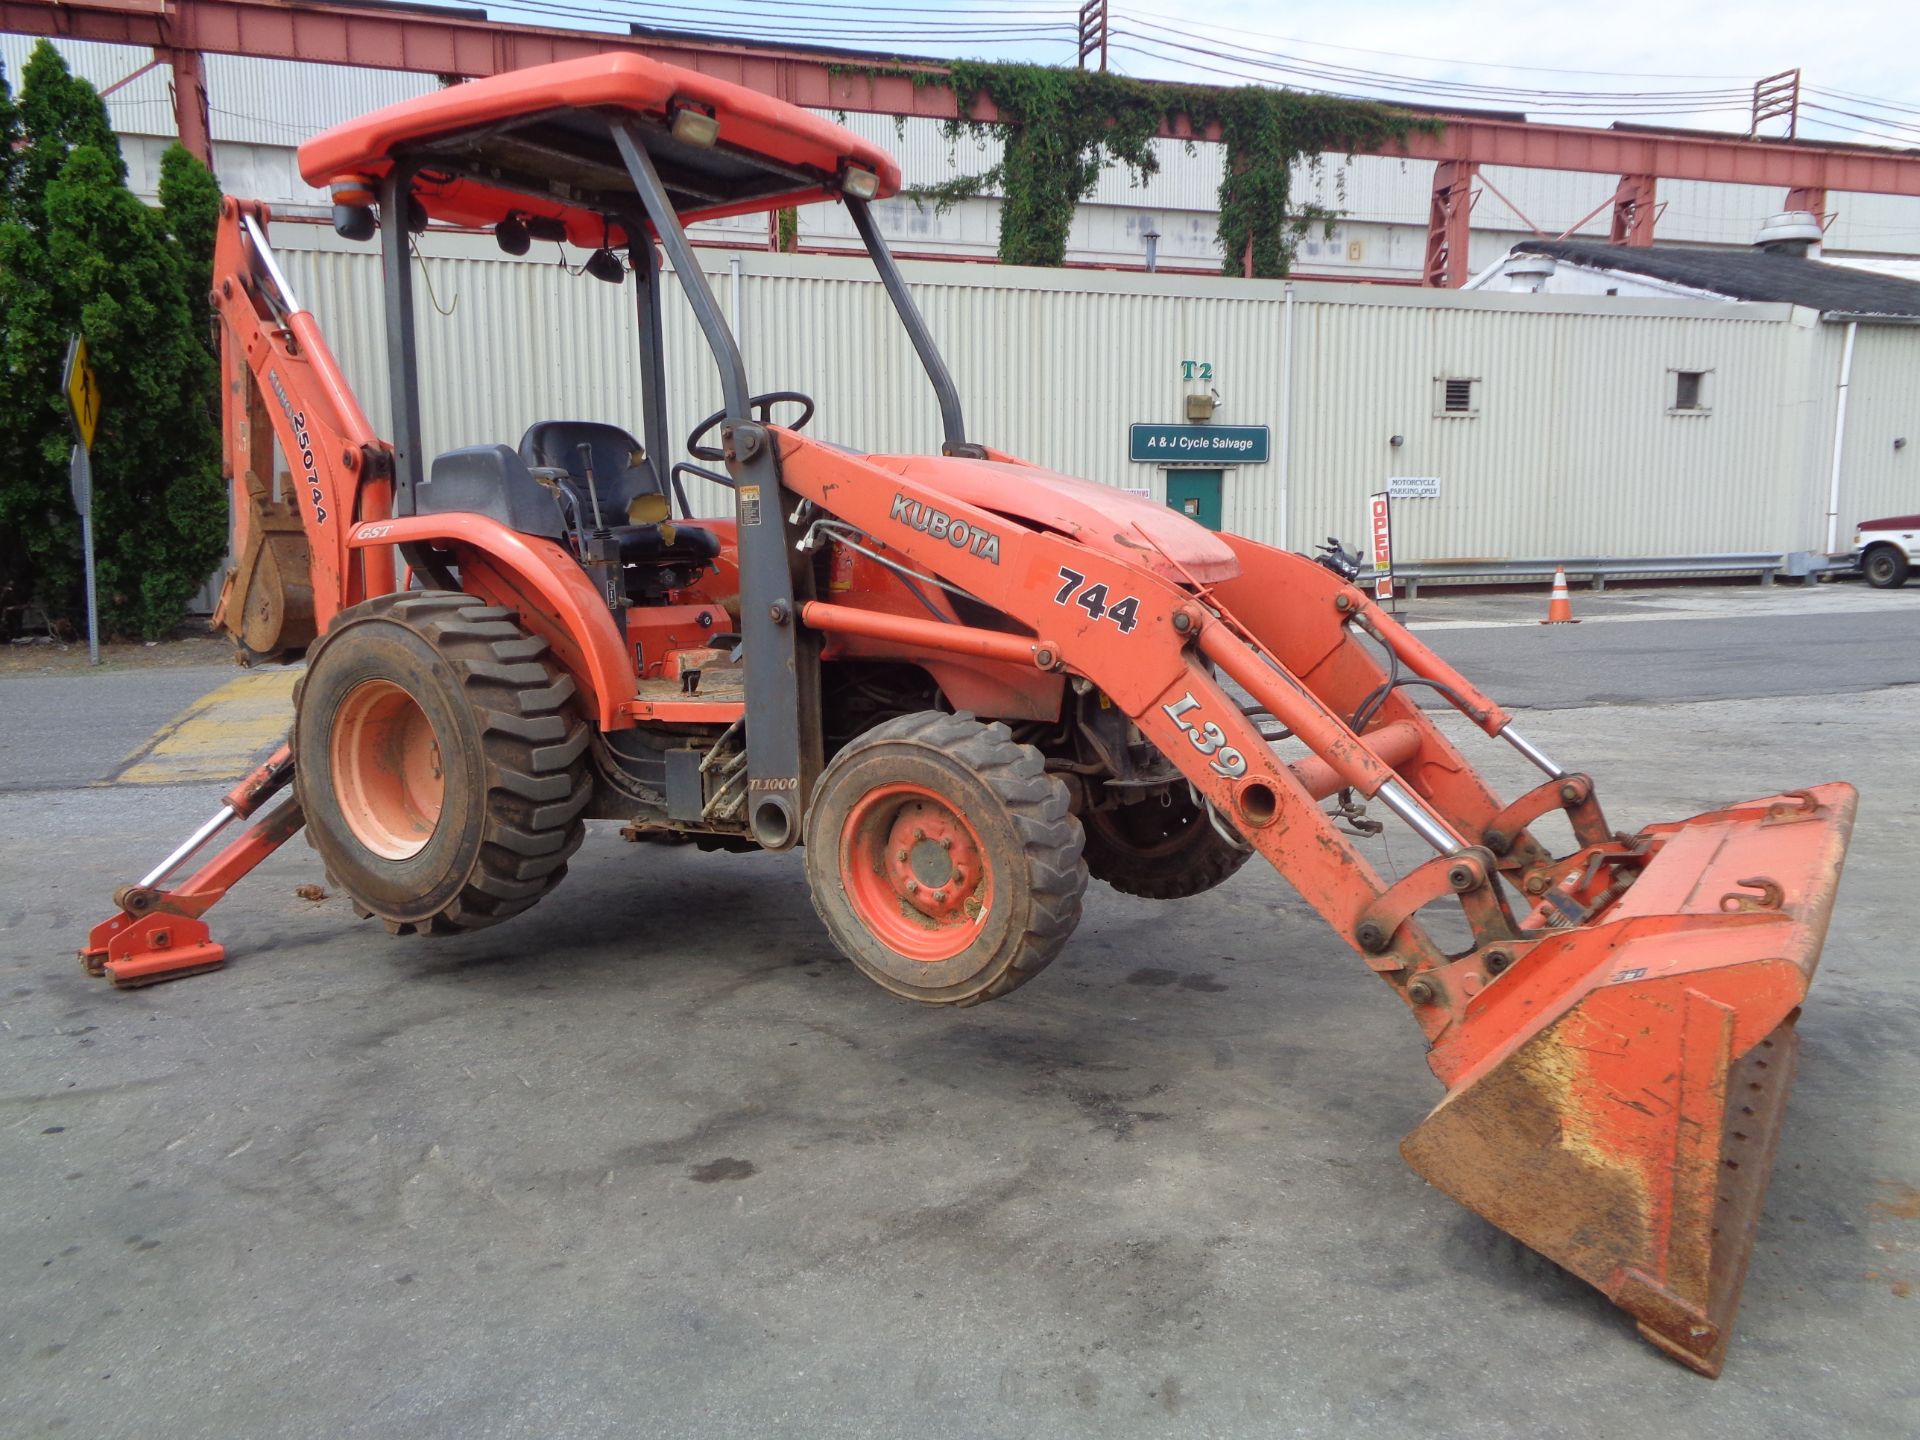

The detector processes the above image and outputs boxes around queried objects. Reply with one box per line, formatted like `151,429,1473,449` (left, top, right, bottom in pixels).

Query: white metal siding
1835,324,1920,529
269,224,1916,564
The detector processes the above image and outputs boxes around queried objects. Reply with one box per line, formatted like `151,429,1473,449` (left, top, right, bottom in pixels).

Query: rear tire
1864,544,1909,589
804,712,1086,1006
294,592,590,934
1082,788,1253,899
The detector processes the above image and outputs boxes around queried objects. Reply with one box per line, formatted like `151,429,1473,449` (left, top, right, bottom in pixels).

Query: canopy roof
298,52,902,245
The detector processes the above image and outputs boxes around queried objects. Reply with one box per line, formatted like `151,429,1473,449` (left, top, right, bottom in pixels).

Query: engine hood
864,455,1240,586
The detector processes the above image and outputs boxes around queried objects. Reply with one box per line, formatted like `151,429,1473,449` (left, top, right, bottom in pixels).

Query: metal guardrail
1393,552,1849,597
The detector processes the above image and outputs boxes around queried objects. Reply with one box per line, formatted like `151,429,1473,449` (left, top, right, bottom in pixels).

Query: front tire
294,592,590,934
1864,545,1910,589
804,712,1087,1006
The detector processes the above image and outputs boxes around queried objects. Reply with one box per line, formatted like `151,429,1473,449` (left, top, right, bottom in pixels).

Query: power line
1813,87,1920,120
1112,4,1758,82
1805,87,1920,124
495,0,1076,41
582,0,1079,14
1802,102,1920,140
597,0,1077,27
1794,113,1920,148
1115,17,1751,106
1109,32,1752,118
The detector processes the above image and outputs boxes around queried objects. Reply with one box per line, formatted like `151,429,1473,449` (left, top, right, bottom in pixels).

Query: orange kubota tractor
81,53,1854,1376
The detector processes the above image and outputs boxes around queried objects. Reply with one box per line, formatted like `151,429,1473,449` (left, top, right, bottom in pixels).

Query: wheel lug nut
905,880,919,894
940,837,952,851
913,828,926,841
896,849,908,862
931,890,946,904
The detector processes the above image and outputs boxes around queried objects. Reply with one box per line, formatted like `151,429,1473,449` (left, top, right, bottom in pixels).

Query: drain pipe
1279,282,1296,550
1825,320,1858,554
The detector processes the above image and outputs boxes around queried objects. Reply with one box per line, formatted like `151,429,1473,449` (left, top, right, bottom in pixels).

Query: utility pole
1076,0,1109,72
1751,69,1801,140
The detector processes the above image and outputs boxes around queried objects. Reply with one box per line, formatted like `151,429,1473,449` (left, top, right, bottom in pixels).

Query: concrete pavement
2,585,1917,1439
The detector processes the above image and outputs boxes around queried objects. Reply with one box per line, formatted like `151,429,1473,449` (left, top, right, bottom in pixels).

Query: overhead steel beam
0,0,972,118
7,0,1919,198
10,0,1920,293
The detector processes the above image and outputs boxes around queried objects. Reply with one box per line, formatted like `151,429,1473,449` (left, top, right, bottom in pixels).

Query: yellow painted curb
113,670,300,786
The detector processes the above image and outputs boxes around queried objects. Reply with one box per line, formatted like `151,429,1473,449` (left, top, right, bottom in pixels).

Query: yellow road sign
63,335,103,451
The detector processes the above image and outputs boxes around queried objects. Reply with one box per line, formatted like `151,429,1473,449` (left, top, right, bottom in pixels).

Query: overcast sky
480,0,1920,147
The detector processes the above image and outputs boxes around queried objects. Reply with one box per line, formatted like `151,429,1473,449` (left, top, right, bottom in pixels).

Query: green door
1165,469,1223,529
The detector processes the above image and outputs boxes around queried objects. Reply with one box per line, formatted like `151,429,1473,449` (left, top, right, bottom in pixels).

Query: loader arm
775,430,1857,1376
778,431,1510,1009
210,198,398,661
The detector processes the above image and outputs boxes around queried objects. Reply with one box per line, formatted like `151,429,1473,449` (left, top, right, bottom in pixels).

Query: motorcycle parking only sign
1387,476,1441,500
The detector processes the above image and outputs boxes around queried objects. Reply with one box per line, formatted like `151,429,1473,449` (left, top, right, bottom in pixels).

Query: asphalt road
1406,581,1920,708
2,584,1917,1439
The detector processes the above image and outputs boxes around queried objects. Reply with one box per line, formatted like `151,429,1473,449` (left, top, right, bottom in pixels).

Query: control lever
575,441,609,534
561,443,623,617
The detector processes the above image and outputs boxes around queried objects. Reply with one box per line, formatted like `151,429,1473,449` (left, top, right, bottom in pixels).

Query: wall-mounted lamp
1896,437,1908,451
1389,434,1405,448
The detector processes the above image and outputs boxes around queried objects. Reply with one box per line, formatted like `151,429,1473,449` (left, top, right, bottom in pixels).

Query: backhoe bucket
1402,782,1855,1377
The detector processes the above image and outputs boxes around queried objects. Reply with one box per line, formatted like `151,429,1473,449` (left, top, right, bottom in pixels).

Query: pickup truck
1853,514,1919,588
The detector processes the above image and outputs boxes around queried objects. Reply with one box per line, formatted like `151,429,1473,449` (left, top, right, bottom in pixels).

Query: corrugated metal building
271,224,1919,565
7,33,1913,576
8,35,1920,281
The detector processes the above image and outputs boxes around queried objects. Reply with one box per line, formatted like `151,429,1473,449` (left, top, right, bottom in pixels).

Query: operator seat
517,421,721,571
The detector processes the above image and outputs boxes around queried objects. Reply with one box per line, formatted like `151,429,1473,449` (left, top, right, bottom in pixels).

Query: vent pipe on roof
1754,211,1824,258
1502,253,1557,293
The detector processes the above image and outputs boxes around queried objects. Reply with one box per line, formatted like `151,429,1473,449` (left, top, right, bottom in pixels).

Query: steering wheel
686,390,816,462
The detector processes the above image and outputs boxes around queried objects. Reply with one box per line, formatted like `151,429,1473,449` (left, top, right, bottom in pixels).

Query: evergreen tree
0,42,224,639
160,141,222,349
0,64,22,206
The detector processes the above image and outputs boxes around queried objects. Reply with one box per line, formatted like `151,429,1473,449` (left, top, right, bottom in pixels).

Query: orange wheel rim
840,782,990,962
329,678,444,860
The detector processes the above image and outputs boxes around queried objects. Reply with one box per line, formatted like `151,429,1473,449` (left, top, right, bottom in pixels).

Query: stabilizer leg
80,746,304,987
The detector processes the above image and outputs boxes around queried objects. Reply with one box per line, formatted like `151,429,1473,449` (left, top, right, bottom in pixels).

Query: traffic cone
1540,566,1580,624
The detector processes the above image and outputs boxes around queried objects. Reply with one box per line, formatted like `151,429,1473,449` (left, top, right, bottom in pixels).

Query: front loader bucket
1402,783,1855,1377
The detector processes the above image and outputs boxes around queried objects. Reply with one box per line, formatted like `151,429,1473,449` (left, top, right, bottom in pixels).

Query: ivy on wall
828,61,1436,279
1182,85,1430,279
922,63,1167,269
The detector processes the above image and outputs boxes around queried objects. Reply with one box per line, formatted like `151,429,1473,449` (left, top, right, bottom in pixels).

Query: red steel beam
162,45,211,165
1423,161,1476,287
1609,174,1658,246
5,0,1920,197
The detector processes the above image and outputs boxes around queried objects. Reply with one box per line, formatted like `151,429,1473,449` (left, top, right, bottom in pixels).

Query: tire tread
297,591,589,934
807,710,1087,1006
